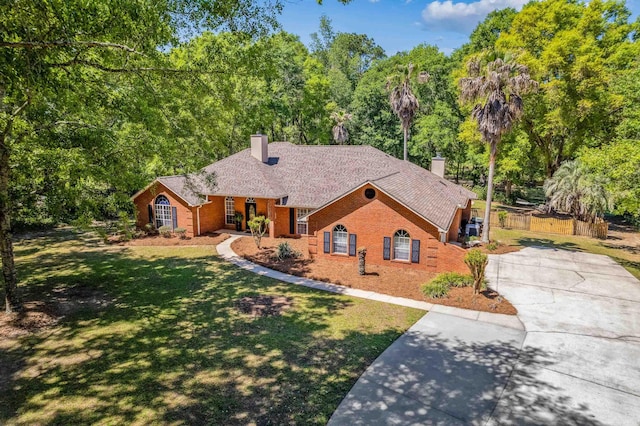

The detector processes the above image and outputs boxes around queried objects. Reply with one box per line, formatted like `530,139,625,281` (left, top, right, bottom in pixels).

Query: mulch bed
118,232,230,246
231,236,517,315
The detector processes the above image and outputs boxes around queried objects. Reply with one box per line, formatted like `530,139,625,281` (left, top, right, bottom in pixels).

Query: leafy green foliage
432,272,474,288
174,227,187,239
421,280,450,299
274,241,301,261
544,160,610,223
158,225,172,238
464,249,488,295
248,215,271,248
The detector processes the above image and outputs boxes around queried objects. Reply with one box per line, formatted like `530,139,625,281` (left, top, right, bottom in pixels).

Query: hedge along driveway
0,230,424,425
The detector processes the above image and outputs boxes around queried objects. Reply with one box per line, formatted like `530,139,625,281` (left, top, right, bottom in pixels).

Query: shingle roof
150,143,476,231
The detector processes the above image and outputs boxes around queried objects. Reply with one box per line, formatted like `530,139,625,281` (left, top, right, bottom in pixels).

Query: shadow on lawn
334,330,603,425
1,234,409,425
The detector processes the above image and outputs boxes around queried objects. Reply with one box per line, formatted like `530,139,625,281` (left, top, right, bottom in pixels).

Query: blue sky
279,0,640,56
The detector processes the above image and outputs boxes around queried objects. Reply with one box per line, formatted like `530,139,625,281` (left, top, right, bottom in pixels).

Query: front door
245,202,257,230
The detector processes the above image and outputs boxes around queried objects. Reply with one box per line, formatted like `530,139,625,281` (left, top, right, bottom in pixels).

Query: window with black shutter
147,205,153,224
411,240,420,263
323,231,330,253
383,237,391,260
349,234,356,256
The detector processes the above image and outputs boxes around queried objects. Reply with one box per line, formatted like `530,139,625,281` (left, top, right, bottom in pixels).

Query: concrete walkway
216,235,523,329
330,247,640,425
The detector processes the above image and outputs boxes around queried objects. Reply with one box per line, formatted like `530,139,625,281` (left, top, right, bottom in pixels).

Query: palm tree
459,57,538,243
544,160,610,223
330,110,352,145
387,63,429,161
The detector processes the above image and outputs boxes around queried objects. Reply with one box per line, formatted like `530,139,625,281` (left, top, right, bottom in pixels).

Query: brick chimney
251,134,268,163
431,153,445,178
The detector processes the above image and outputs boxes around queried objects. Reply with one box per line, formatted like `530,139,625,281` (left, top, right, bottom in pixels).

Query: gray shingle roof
152,143,476,231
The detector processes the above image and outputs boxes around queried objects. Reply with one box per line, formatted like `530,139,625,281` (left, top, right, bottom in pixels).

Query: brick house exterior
132,135,476,271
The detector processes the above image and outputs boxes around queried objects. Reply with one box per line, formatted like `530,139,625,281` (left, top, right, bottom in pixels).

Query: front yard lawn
0,230,424,425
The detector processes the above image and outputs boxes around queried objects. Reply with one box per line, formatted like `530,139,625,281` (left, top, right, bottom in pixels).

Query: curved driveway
329,247,640,425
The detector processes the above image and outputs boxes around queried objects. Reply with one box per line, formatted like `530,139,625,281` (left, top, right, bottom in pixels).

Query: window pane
394,230,410,261
333,225,347,254
225,197,235,224
296,208,310,235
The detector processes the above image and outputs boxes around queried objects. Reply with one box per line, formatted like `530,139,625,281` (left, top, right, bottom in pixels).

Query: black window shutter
323,231,330,253
147,205,153,224
349,234,356,256
411,240,420,263
383,237,391,260
171,206,178,229
289,208,295,234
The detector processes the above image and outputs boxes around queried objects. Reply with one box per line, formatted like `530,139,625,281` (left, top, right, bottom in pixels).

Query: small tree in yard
357,247,367,275
248,215,270,249
464,249,488,295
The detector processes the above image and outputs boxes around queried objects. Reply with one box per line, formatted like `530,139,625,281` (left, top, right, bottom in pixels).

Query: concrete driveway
329,247,640,425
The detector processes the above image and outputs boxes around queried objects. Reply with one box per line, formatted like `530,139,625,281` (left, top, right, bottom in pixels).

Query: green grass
1,230,424,425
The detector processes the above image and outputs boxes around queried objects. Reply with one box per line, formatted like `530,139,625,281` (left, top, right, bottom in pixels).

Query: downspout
197,205,202,236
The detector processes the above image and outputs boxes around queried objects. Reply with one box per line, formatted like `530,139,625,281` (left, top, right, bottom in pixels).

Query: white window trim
155,195,172,229
393,230,411,261
333,224,348,254
225,197,235,225
296,208,311,235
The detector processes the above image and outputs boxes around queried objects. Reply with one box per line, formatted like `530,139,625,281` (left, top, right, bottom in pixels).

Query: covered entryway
245,198,257,230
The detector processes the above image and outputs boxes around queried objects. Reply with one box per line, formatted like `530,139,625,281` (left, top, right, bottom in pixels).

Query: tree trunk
403,126,408,161
505,180,512,199
481,142,497,243
0,142,19,313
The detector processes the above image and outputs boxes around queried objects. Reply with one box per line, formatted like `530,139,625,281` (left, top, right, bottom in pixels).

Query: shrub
117,211,133,241
158,225,172,238
431,272,474,288
464,249,488,294
144,223,157,235
498,210,508,228
275,241,300,260
421,281,450,299
174,227,187,239
248,215,271,248
486,241,499,251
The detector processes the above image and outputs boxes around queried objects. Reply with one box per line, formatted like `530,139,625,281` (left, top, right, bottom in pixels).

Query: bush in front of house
275,241,301,260
158,225,172,238
432,272,474,288
464,249,488,294
248,215,271,248
174,227,187,239
421,280,450,299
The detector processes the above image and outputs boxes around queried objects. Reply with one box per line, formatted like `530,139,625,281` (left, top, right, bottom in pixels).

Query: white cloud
421,0,528,33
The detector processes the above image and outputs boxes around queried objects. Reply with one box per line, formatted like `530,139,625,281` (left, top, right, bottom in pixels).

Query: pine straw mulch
231,236,516,315
116,232,230,247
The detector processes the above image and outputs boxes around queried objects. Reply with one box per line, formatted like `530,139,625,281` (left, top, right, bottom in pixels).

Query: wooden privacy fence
489,212,608,239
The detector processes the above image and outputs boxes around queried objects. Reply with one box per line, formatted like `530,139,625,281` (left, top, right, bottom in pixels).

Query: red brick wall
274,207,293,237
198,196,225,234
307,184,466,272
448,209,462,242
133,182,195,236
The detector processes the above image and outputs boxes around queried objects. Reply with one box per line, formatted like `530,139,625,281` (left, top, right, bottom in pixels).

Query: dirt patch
235,295,293,317
0,302,59,338
120,232,229,247
0,286,113,338
232,236,516,315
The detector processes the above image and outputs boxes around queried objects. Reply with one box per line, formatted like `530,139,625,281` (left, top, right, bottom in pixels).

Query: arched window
245,197,256,203
225,197,235,224
155,195,172,228
333,224,348,254
393,230,410,261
